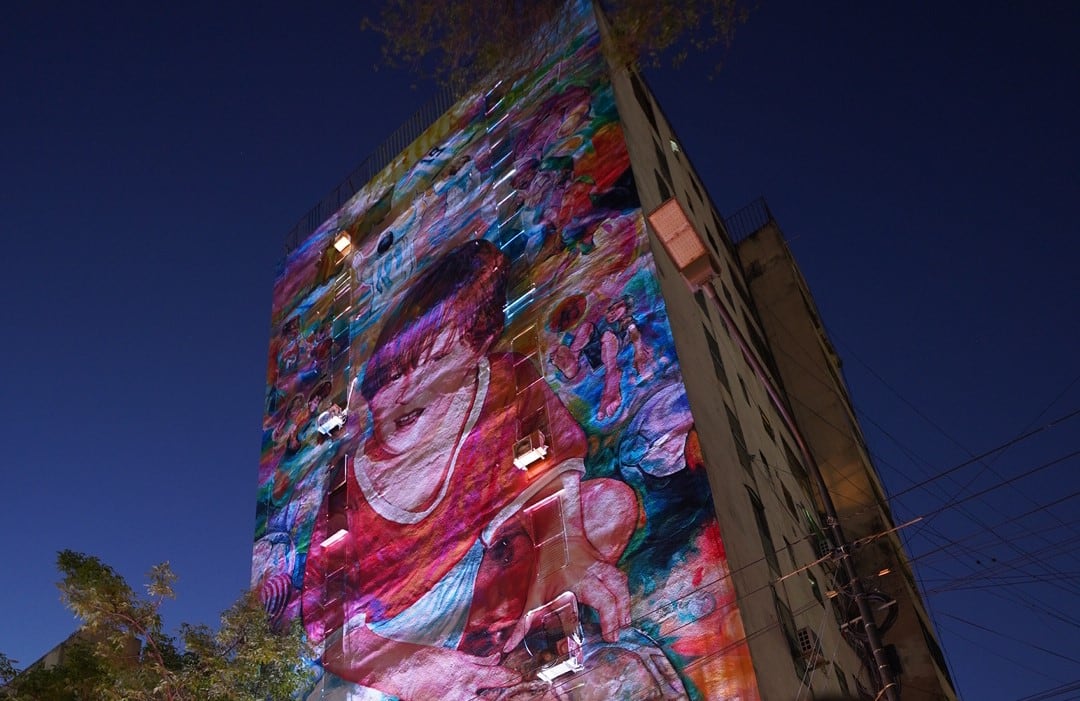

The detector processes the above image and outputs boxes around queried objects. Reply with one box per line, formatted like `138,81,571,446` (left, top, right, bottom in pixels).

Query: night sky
2,2,1078,699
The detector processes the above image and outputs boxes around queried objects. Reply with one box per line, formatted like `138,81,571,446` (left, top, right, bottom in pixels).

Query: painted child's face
368,328,483,457
605,300,628,323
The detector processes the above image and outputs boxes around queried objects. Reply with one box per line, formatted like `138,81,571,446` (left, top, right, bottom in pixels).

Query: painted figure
302,239,637,700
550,295,655,421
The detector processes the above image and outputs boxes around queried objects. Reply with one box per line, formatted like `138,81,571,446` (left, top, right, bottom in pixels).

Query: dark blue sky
2,2,1077,699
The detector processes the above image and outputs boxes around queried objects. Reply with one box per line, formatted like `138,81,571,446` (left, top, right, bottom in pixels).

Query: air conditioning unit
813,535,832,560
796,627,828,669
513,430,549,470
316,405,347,435
524,593,585,683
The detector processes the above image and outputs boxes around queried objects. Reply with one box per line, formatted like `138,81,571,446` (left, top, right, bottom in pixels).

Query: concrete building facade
253,3,955,699
734,207,957,699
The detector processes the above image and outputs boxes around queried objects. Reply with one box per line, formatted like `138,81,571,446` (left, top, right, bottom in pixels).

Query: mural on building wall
254,3,760,699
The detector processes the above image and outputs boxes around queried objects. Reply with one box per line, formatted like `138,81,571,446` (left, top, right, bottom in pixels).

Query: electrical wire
937,611,1080,666
763,338,1080,617
885,408,1080,502
750,303,1080,696
747,310,1080,603
1011,678,1080,701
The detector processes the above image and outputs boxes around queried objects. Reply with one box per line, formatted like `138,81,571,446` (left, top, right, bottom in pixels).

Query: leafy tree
362,0,748,86
0,653,17,687
2,551,311,701
1,642,104,701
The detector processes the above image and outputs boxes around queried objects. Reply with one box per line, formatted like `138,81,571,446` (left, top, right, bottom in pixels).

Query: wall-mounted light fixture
333,232,352,253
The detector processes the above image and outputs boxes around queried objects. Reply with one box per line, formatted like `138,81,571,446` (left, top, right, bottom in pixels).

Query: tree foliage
2,551,311,701
362,0,748,86
0,654,17,686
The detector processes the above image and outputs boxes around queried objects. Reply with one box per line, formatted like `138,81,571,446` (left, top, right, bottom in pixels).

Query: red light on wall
647,199,716,289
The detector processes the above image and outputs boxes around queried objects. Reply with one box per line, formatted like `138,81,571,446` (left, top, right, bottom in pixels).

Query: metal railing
281,84,460,256
723,196,775,245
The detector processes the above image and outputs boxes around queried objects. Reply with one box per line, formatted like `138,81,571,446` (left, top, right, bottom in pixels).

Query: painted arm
501,469,632,652
324,624,519,701
302,497,520,699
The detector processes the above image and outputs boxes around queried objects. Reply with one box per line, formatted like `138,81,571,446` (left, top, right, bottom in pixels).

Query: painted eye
389,370,404,382
492,537,513,564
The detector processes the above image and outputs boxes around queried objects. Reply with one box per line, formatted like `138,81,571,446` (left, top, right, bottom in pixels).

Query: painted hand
392,647,521,701
503,535,631,653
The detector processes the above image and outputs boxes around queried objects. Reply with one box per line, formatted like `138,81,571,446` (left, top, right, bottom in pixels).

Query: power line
1012,678,1080,701
937,611,1080,667
744,302,1080,700
934,615,1064,686
750,308,1080,596
903,488,1080,566
911,450,1080,525
748,309,1080,689
885,408,1080,502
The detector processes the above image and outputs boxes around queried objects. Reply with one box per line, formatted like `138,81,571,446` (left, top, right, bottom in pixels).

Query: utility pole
649,199,901,701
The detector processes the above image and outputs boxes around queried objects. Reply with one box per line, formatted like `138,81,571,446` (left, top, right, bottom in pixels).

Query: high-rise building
253,2,955,699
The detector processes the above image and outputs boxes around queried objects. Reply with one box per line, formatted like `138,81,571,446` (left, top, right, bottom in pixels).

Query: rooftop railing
723,196,775,245
281,84,460,256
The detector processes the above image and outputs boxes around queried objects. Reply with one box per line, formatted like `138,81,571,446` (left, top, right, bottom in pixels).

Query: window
782,439,814,501
834,663,851,697
694,290,709,318
824,352,848,398
322,458,349,550
729,262,752,307
712,210,735,258
700,220,723,257
653,139,673,190
771,585,801,666
919,613,955,685
749,488,780,576
721,281,735,308
630,72,659,134
655,171,671,201
760,408,775,441
738,375,750,404
526,493,569,578
726,405,752,474
809,571,825,606
523,593,584,682
782,536,796,569
781,483,798,518
798,285,821,329
743,308,777,377
322,457,350,607
704,325,732,393
323,565,347,608
803,506,831,560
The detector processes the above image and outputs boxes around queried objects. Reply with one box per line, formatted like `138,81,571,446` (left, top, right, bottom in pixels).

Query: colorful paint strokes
254,3,759,699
